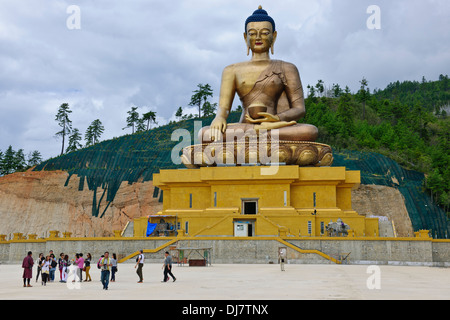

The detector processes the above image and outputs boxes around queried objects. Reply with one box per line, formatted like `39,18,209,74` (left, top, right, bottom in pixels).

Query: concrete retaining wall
1,237,450,266
286,239,434,264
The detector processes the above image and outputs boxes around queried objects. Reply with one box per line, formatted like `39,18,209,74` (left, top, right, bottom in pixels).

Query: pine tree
136,118,146,133
91,119,104,144
201,101,217,117
307,85,316,99
0,145,16,175
189,83,213,118
67,128,83,152
315,80,325,97
175,107,183,120
14,149,26,171
85,119,104,145
123,106,139,134
27,150,43,167
358,78,369,120
332,83,343,98
142,111,157,130
55,103,73,155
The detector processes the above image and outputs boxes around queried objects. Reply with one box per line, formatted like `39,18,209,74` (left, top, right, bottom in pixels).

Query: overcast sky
0,0,449,160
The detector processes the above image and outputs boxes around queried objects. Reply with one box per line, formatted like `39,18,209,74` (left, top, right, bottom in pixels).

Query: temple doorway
242,198,258,215
234,220,255,237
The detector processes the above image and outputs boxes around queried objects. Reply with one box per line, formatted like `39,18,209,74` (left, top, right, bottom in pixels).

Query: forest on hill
301,75,449,213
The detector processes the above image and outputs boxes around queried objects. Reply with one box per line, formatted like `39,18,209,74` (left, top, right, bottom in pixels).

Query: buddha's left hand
245,112,280,123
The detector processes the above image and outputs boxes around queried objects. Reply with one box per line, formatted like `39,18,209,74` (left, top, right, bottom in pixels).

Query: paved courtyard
1,262,450,300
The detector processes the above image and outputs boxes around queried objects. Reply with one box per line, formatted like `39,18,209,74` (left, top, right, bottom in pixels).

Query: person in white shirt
135,249,144,283
40,256,51,286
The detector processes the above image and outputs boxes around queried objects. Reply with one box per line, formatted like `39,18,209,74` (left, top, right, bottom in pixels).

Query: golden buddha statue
181,6,333,168
206,6,318,143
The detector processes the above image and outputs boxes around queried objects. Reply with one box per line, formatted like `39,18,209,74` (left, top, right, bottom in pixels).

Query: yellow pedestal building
141,166,379,238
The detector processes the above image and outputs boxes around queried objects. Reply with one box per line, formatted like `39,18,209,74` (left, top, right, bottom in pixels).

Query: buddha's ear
271,31,277,55
243,32,250,56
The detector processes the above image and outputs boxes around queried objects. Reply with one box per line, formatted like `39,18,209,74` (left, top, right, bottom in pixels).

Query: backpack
51,259,57,268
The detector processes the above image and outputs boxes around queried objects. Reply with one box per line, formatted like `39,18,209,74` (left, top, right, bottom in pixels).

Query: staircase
277,238,341,264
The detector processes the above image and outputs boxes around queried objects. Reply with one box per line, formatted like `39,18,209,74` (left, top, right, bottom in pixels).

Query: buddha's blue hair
245,6,276,33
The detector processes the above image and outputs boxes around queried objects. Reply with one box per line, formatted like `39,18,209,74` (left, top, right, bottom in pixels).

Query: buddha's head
244,6,277,56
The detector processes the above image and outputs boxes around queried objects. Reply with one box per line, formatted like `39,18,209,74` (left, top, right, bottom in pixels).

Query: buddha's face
244,21,277,54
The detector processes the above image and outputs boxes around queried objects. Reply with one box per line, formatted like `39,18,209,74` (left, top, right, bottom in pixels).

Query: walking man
22,251,34,287
100,252,112,290
135,249,144,283
278,248,287,271
162,251,176,282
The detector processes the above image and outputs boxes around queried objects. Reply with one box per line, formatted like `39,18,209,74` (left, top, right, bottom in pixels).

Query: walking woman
35,253,44,283
110,253,118,282
84,253,92,282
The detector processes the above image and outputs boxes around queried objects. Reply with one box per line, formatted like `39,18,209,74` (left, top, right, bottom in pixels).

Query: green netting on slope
332,150,450,238
33,114,230,218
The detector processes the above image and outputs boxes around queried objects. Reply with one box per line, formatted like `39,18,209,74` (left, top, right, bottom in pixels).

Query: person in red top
22,251,34,287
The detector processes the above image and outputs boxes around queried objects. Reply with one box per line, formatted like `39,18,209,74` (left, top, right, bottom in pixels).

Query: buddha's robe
239,59,302,123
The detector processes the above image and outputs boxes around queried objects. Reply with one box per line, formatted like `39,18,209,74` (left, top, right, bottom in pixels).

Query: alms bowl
248,105,268,119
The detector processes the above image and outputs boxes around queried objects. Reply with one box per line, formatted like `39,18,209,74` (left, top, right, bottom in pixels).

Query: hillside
0,169,162,237
302,76,449,214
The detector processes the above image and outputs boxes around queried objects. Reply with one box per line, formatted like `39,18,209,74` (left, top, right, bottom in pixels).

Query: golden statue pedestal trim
181,140,333,168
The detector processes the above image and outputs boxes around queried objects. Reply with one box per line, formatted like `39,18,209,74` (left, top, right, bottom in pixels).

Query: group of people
22,249,176,290
23,250,105,286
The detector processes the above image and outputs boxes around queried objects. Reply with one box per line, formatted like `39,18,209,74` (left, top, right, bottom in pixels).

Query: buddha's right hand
210,117,227,142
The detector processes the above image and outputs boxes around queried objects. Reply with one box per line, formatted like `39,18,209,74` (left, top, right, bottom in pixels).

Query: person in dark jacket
22,251,34,287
